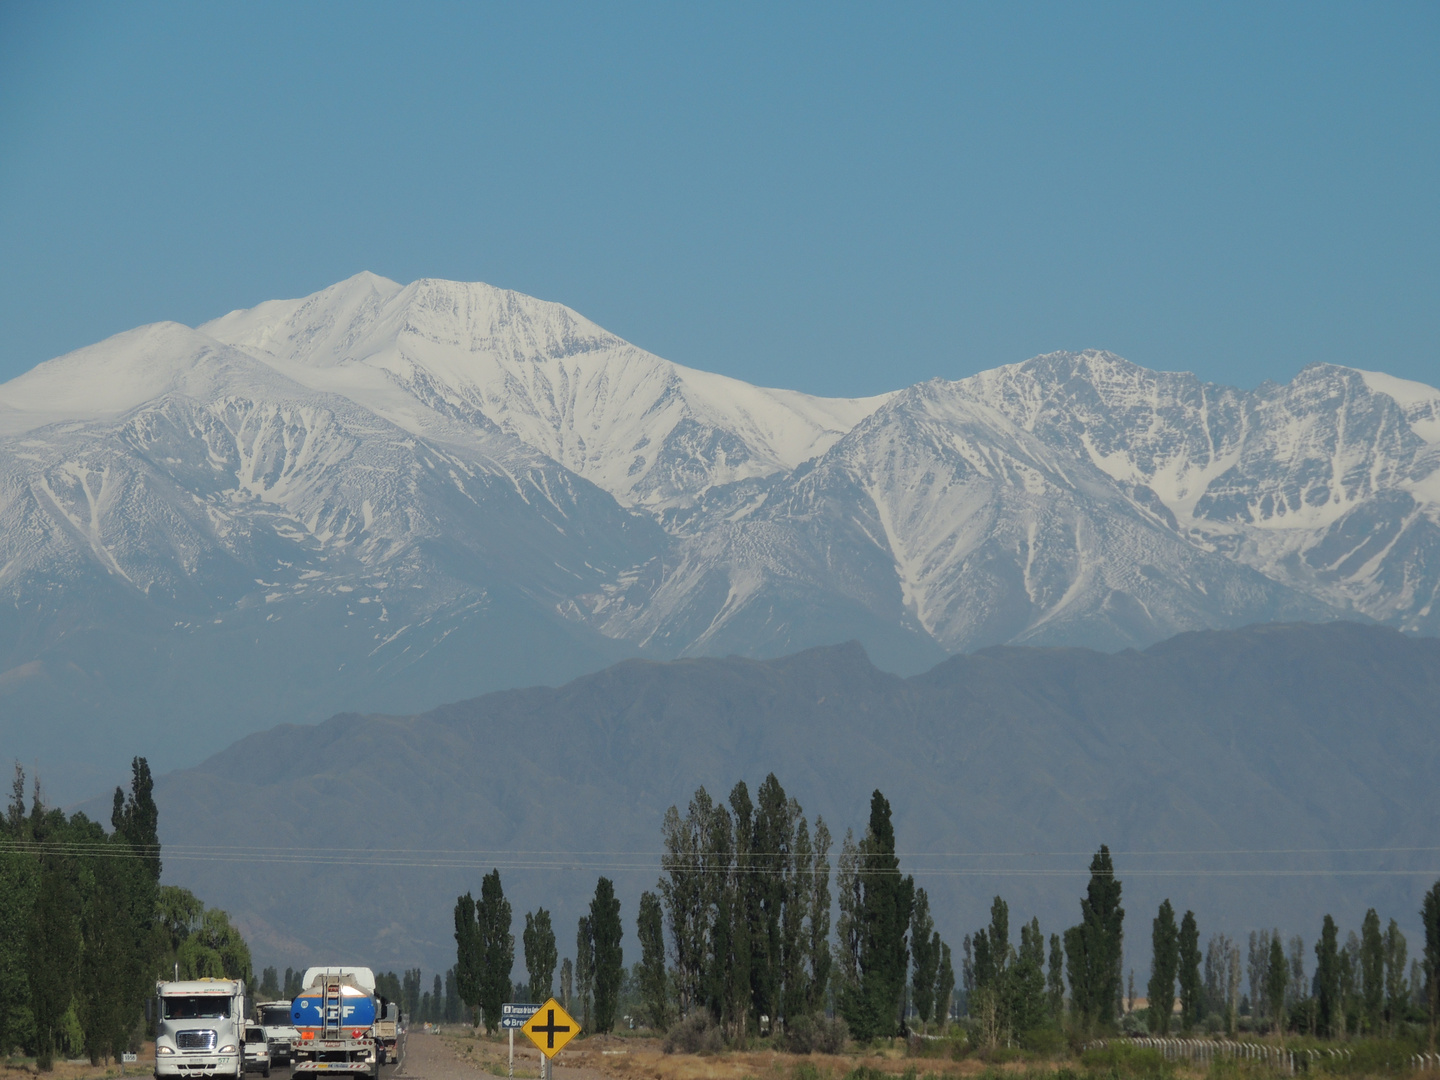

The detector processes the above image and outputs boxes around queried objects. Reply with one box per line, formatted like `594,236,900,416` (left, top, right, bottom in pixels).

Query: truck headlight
218,1045,237,1054
157,1047,175,1056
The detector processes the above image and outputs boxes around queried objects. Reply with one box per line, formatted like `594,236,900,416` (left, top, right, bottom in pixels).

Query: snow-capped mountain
2,273,1437,797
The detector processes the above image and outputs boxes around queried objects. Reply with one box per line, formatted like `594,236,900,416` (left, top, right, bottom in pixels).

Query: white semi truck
154,978,248,1080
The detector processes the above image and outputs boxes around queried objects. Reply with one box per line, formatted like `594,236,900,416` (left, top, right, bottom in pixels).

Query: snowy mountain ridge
199,273,891,513
2,273,1438,797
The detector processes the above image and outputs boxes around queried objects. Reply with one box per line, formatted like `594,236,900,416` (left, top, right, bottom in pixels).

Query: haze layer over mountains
3,273,1439,798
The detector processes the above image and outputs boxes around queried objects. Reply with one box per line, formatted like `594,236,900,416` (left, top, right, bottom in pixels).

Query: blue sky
1,1,1436,395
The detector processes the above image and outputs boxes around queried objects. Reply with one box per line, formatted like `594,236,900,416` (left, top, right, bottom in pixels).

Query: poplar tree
636,890,669,1030
28,823,79,1071
1315,914,1341,1038
705,797,748,1040
782,814,812,1027
1147,900,1178,1034
1178,911,1201,1032
575,916,594,1029
1423,881,1440,1050
589,877,623,1033
752,775,791,1029
476,870,513,1032
838,791,914,1041
1047,934,1065,1022
1361,908,1384,1034
807,818,832,1014
935,941,955,1029
1267,935,1289,1036
1014,918,1047,1035
1384,919,1408,1033
454,893,480,1023
523,908,557,1001
1065,846,1124,1031
909,888,938,1026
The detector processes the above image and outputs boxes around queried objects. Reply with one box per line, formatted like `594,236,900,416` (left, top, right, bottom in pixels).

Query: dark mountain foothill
145,619,1440,976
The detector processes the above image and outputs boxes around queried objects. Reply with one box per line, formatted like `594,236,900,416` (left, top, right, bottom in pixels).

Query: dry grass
2,1042,155,1080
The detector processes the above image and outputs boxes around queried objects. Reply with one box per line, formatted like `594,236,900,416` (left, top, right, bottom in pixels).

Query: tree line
0,760,253,1070
452,780,1440,1052
1140,886,1440,1044
453,780,956,1043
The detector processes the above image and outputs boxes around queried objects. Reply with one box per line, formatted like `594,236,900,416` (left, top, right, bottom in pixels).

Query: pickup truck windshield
163,996,231,1020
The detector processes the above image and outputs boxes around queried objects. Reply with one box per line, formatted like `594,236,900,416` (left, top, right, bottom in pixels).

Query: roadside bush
662,1011,724,1055
1079,1042,1172,1079
791,1062,824,1080
1018,1026,1067,1055
786,1013,850,1055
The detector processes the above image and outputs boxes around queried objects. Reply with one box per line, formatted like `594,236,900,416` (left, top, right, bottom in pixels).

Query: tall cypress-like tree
1178,910,1201,1032
0,766,37,1059
1014,918,1047,1035
28,815,79,1071
636,890,669,1031
523,908,557,1002
1266,935,1289,1036
1147,900,1178,1034
589,877,623,1034
807,818,832,1014
1065,846,1124,1031
454,893,480,1023
935,941,955,1029
1422,882,1440,1050
1360,908,1384,1034
1384,919,1408,1034
1315,914,1341,1038
781,814,812,1027
476,870,514,1032
909,889,938,1026
1047,934,1065,1022
839,791,914,1041
704,799,749,1040
752,775,791,1030
575,916,594,1030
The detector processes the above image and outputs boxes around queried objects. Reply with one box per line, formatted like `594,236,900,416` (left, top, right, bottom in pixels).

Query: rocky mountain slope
141,621,1440,976
3,273,1438,796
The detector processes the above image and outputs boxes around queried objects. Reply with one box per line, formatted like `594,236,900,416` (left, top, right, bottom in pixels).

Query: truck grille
177,1030,217,1051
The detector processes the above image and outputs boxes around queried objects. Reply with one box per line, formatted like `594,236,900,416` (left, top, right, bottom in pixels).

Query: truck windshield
163,996,231,1020
259,1007,291,1026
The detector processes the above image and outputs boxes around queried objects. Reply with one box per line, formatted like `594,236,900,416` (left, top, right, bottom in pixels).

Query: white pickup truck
155,978,247,1080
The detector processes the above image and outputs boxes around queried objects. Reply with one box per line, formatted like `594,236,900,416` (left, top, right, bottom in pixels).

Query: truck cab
155,978,247,1080
254,1001,299,1066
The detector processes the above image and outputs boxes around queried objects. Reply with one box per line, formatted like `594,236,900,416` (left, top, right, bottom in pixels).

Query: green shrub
786,1014,849,1054
1018,1026,1067,1055
661,1011,724,1054
1079,1041,1172,1078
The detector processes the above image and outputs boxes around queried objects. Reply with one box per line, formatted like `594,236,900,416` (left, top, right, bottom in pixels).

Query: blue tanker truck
289,967,381,1080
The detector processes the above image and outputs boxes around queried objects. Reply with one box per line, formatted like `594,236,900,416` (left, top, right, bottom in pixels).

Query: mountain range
138,620,1440,977
2,272,1439,799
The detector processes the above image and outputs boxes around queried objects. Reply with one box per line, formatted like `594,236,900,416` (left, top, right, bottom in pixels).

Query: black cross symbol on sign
532,1009,571,1049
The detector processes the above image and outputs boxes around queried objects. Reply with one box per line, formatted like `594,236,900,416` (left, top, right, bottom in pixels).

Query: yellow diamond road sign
521,998,580,1058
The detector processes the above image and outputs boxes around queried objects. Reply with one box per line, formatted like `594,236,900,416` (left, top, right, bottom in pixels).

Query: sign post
520,998,580,1080
501,1004,540,1077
